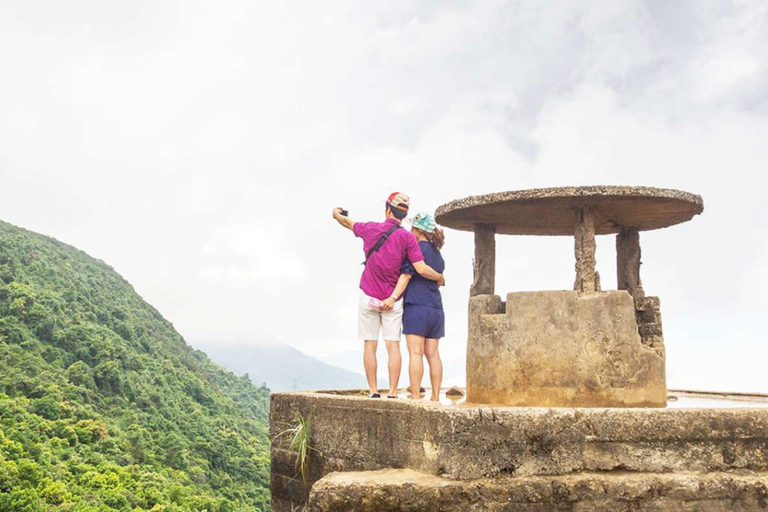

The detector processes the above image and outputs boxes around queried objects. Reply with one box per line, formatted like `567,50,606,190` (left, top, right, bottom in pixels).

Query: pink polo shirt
353,218,424,300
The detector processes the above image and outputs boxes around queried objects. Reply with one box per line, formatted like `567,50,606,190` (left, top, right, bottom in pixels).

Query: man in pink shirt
333,192,444,398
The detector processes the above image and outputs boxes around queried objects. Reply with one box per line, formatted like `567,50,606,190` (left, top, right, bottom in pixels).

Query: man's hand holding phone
332,207,355,230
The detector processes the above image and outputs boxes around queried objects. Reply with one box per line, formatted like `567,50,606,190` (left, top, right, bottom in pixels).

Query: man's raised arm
332,207,356,231
412,260,445,286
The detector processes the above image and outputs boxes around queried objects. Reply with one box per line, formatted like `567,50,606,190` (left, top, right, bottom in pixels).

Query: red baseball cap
386,192,410,211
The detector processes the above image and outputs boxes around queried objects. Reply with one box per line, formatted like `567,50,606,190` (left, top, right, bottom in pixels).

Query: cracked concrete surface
270,391,768,510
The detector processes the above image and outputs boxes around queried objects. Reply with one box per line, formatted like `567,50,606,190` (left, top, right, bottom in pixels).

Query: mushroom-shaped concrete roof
435,186,704,236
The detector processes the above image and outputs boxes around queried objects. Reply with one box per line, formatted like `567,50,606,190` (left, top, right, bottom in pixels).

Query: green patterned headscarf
410,212,437,233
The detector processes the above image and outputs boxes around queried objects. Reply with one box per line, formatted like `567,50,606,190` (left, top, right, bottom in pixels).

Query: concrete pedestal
309,469,768,511
269,391,768,511
467,291,666,407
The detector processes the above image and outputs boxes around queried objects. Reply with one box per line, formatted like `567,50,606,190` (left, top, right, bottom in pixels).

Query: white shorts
358,291,403,341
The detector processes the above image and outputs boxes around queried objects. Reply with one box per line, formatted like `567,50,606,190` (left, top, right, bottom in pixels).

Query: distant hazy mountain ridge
198,342,370,392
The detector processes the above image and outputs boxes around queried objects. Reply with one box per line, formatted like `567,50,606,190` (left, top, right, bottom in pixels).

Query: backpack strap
363,225,402,266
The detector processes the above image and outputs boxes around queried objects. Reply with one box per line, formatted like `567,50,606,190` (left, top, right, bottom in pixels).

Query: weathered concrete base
468,291,666,407
309,468,768,511
270,392,768,510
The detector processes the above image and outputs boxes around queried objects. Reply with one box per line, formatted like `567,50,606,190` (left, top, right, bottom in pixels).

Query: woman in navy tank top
391,212,446,401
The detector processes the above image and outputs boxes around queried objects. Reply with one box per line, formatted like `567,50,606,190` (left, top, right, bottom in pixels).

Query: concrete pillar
470,224,495,296
617,227,645,300
574,206,597,293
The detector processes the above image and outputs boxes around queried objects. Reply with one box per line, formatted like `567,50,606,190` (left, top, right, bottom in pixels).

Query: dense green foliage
0,220,271,511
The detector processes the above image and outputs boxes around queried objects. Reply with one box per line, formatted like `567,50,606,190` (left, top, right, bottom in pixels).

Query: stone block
467,291,666,407
639,322,663,338
308,469,768,512
635,296,661,311
636,307,661,324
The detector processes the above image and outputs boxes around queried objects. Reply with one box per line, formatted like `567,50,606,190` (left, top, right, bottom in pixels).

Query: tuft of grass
275,410,319,479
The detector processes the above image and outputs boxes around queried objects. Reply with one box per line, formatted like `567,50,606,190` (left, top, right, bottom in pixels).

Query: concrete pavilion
435,186,704,407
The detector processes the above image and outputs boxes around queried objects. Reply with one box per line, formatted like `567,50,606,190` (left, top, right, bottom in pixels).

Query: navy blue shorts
402,304,445,339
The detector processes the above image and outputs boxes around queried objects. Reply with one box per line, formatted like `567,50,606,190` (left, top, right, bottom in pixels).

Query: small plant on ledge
275,409,320,480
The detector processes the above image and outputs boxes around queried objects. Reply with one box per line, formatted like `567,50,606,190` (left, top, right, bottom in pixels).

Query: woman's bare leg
424,338,442,401
406,334,425,399
384,340,401,396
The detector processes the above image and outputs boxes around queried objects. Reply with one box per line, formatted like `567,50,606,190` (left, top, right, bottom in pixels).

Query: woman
391,212,445,401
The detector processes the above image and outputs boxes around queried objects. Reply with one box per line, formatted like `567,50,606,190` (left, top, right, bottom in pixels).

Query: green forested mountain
0,220,271,511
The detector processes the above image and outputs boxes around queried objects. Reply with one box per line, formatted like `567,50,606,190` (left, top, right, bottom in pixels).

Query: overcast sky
1,0,766,392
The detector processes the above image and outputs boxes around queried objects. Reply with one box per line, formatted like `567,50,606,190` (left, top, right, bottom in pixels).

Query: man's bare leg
406,334,425,399
424,338,442,401
384,340,401,396
363,340,378,395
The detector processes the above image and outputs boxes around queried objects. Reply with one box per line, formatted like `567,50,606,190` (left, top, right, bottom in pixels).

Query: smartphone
340,209,349,217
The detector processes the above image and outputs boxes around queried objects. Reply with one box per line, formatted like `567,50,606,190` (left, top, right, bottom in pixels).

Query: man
332,192,444,398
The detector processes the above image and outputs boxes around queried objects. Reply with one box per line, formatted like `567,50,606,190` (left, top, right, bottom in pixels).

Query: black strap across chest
363,225,401,266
